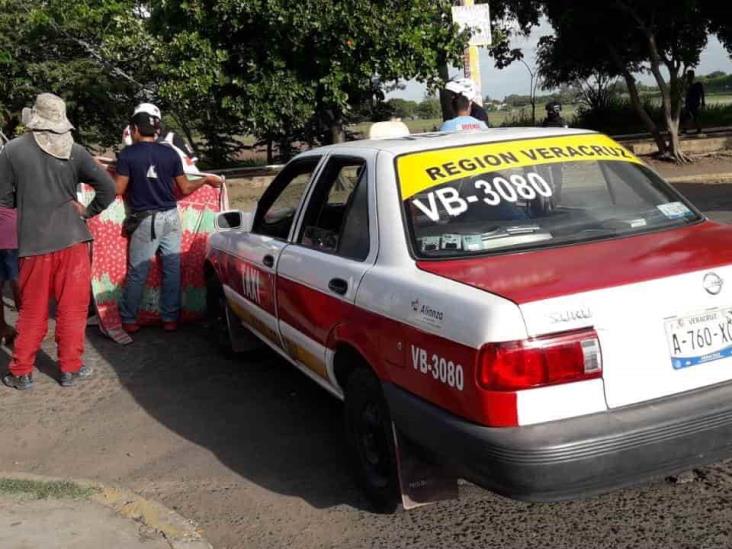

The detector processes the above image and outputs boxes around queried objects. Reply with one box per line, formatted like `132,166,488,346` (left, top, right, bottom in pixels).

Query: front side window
252,157,321,239
397,134,700,258
298,157,370,261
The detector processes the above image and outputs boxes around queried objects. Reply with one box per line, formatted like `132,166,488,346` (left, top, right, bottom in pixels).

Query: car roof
299,127,598,158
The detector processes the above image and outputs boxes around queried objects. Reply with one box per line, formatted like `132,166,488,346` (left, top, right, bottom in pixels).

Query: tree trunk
644,33,689,162
330,120,346,144
438,61,453,122
663,75,687,164
171,111,201,159
266,139,274,164
622,71,668,155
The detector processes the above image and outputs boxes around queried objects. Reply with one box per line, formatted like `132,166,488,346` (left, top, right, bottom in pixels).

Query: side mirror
215,210,254,232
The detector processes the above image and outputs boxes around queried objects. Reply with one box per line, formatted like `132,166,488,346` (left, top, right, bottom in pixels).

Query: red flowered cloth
80,171,227,344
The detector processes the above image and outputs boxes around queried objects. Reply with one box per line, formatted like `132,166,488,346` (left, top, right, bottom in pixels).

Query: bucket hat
25,93,74,134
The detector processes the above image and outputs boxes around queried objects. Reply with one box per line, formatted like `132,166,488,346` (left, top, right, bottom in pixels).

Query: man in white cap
115,110,221,334
440,93,488,132
445,78,490,126
0,93,115,390
122,103,200,174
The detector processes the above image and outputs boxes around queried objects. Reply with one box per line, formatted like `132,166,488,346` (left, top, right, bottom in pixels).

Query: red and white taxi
205,126,732,510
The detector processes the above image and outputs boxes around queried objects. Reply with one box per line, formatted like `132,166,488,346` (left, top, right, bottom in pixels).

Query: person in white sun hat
122,103,200,174
0,93,115,390
445,77,490,126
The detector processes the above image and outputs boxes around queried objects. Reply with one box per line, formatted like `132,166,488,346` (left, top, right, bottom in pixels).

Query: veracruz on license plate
665,308,732,369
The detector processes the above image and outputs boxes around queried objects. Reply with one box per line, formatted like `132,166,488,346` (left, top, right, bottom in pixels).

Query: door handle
263,254,274,268
328,278,348,296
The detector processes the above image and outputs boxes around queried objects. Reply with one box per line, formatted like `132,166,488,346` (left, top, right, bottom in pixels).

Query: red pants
9,243,91,376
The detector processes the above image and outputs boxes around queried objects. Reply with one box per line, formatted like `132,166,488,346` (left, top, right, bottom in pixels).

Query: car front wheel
205,274,234,354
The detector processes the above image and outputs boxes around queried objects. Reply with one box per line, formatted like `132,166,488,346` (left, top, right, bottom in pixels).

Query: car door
275,153,377,389
223,155,323,350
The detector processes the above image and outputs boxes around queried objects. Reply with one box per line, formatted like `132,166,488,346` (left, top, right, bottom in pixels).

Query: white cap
368,121,410,140
133,102,161,119
445,78,480,103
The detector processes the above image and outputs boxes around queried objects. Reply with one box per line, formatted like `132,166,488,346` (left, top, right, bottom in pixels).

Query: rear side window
397,134,700,258
298,157,370,261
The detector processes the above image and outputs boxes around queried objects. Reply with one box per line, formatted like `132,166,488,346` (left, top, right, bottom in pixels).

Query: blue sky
388,21,732,102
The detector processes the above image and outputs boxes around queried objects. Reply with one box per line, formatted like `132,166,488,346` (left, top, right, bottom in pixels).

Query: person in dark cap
115,111,221,335
541,101,568,128
0,93,116,390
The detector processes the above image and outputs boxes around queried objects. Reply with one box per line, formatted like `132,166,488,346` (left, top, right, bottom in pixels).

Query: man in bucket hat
0,93,115,390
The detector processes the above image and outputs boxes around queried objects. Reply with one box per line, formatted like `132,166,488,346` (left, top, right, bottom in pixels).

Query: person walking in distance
115,111,221,334
0,93,115,390
684,70,706,135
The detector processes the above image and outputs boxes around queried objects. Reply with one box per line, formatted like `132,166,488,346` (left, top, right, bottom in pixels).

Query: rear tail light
477,329,602,392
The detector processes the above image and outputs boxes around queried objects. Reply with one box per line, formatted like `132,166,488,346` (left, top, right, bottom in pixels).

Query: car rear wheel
344,367,400,513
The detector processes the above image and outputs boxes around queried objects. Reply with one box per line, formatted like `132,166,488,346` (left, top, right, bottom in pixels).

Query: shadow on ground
83,323,366,511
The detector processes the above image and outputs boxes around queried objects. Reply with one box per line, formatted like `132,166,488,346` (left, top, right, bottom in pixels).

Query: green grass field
706,94,732,105
352,95,732,138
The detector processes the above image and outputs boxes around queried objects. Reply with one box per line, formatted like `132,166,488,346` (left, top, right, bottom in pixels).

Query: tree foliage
0,0,146,147
1,0,470,162
149,0,469,154
499,0,727,161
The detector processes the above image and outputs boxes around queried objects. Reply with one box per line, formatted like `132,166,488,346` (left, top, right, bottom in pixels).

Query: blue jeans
120,209,181,323
0,249,19,282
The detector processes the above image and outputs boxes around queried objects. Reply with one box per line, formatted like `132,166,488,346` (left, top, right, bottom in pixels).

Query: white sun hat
445,78,480,103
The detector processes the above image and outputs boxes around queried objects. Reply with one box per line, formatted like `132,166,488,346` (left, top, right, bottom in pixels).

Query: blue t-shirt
117,142,184,213
440,116,488,133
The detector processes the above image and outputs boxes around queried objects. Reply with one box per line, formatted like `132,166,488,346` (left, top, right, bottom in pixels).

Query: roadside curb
666,172,732,184
0,473,212,549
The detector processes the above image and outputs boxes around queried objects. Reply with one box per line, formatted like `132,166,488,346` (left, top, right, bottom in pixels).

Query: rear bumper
384,381,732,502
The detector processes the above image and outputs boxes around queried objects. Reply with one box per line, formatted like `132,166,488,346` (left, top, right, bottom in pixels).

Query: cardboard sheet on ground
80,171,228,344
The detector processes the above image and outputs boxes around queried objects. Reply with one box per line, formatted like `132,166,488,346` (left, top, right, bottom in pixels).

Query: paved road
2,181,732,549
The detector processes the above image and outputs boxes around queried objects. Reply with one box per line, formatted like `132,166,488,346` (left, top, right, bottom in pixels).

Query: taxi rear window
396,134,700,258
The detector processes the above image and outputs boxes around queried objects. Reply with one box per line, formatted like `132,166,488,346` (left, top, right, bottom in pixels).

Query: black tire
205,274,234,355
344,368,400,513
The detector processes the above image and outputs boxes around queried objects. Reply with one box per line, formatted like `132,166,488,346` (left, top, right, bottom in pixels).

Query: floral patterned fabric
80,173,227,344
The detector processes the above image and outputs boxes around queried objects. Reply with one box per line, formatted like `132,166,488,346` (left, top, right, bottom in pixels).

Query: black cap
131,112,160,137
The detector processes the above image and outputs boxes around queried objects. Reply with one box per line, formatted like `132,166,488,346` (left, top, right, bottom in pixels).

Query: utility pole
441,0,490,121
461,0,482,105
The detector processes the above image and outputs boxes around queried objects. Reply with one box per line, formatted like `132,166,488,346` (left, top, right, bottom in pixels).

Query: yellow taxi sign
396,133,642,200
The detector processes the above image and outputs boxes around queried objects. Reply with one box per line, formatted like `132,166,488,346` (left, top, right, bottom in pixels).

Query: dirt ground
7,308,732,549
3,160,732,548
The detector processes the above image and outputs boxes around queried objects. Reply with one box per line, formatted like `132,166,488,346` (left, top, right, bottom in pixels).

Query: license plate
665,308,732,369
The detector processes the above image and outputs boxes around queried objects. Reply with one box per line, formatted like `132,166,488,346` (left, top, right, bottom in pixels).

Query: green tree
150,0,469,152
415,99,442,120
0,0,153,148
500,0,719,161
386,99,418,120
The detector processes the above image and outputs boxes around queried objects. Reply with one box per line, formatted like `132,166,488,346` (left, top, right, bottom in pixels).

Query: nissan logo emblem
703,272,724,295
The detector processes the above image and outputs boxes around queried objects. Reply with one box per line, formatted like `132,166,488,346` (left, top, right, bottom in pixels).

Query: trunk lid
418,221,732,407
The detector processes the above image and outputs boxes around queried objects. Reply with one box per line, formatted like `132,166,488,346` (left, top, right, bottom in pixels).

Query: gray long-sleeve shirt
0,133,115,257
